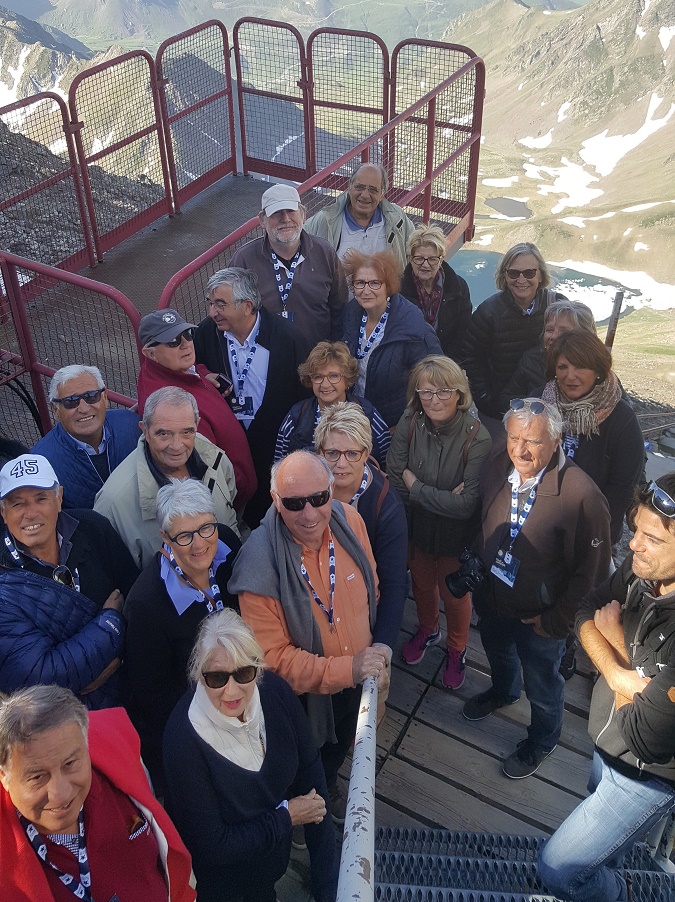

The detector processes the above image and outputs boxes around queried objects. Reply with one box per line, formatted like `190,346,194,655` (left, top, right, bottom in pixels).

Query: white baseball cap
261,183,301,216
0,454,59,499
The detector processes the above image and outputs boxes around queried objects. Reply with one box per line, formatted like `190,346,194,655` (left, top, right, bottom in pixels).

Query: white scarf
188,680,267,771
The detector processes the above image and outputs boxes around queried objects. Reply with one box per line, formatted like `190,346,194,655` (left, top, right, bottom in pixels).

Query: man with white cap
0,454,139,708
231,184,348,348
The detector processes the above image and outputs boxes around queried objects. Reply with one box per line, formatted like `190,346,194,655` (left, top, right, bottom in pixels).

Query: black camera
445,549,486,598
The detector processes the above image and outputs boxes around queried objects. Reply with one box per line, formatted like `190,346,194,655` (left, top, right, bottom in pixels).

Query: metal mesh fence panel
0,94,94,270
157,22,236,204
391,41,475,113
0,374,43,447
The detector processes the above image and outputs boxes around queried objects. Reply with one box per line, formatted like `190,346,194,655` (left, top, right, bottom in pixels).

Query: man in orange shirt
230,450,389,821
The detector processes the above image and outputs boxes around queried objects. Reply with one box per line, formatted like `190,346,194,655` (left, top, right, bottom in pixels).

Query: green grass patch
637,346,675,357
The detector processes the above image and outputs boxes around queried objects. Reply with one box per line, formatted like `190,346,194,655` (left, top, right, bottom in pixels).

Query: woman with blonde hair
387,356,492,689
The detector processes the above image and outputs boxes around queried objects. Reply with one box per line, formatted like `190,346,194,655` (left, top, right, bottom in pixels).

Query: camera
445,549,486,598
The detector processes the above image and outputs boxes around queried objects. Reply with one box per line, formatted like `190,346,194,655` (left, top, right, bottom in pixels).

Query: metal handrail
336,676,378,902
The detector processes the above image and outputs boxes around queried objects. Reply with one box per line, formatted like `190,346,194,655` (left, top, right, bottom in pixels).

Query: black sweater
400,260,472,363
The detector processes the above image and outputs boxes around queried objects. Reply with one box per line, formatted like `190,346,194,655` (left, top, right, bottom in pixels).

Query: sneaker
401,626,441,665
462,687,517,721
559,635,577,681
502,740,556,779
329,781,347,825
442,647,466,689
291,825,307,850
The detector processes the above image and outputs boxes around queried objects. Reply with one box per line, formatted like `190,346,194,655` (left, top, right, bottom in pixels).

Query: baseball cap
139,309,197,347
0,454,59,499
261,184,301,217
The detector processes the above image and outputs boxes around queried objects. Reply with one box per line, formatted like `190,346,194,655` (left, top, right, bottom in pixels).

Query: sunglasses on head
150,328,194,348
645,481,675,519
510,398,545,415
277,489,331,512
52,389,104,410
506,268,538,280
202,666,259,689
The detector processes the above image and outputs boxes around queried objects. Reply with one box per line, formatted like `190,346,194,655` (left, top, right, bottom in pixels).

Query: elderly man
539,474,675,902
229,450,389,821
463,398,611,778
94,386,238,569
0,684,195,902
305,162,415,268
32,364,140,509
0,454,139,708
231,184,348,348
194,267,307,527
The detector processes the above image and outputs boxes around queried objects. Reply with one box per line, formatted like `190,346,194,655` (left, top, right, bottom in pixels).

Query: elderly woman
341,250,442,428
400,224,472,361
275,341,391,467
125,478,241,792
164,609,337,902
0,685,195,902
315,402,407,651
137,308,256,509
387,356,492,689
543,330,644,546
463,242,567,420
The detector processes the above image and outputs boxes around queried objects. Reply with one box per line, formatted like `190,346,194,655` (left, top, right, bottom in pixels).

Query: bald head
270,452,334,550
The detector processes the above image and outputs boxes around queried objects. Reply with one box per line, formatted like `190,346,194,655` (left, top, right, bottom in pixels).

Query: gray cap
139,309,196,346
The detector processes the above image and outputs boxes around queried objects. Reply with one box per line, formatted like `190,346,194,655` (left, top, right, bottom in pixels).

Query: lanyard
301,531,336,631
165,547,223,614
357,302,390,360
3,533,80,592
507,481,539,553
19,808,92,902
271,250,301,310
227,337,257,405
349,465,370,505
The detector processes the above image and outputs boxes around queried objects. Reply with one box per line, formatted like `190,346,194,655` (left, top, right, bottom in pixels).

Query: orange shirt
239,504,379,695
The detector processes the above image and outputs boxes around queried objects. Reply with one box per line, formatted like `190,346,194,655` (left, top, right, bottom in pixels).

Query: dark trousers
320,687,362,789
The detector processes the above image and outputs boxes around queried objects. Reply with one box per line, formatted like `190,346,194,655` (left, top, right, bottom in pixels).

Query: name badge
278,310,295,322
491,548,520,588
230,395,254,417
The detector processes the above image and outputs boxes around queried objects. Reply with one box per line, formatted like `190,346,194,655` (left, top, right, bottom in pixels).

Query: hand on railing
352,644,389,685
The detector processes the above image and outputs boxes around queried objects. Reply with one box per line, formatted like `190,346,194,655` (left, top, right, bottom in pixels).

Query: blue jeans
538,752,675,901
478,614,565,752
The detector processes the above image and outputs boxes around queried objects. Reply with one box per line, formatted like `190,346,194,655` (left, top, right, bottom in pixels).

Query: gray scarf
228,500,377,747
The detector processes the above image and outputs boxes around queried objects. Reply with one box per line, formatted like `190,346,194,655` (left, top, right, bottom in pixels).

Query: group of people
0,166,670,902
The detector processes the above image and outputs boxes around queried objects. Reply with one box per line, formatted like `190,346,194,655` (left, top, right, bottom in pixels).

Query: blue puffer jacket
32,409,140,509
0,567,125,709
342,293,443,427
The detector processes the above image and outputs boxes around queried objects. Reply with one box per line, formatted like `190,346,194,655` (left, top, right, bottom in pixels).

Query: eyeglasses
510,398,545,415
52,565,75,588
311,372,344,385
352,279,383,292
52,389,105,410
150,328,194,348
167,522,218,546
411,255,442,266
322,448,365,463
506,268,538,280
416,388,458,402
202,666,259,689
645,481,675,519
277,489,331,512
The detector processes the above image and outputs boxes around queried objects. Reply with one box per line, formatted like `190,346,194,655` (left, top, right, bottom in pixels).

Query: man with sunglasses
539,474,675,901
31,364,140,509
230,450,389,823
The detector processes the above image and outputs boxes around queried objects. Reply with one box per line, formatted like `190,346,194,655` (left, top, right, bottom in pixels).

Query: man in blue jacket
32,364,140,509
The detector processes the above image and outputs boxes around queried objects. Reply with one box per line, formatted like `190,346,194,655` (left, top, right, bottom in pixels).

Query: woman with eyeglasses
163,608,337,902
274,341,391,467
124,478,241,794
400,225,472,362
341,250,442,429
387,356,492,689
463,242,566,422
137,308,257,510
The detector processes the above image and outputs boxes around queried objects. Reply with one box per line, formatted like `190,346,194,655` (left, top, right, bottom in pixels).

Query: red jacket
137,357,257,508
0,707,196,902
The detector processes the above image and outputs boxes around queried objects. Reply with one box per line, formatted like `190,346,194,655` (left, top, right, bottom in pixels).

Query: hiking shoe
502,740,556,779
559,635,577,681
291,825,307,850
329,781,347,825
442,647,466,689
401,626,441,665
462,687,517,721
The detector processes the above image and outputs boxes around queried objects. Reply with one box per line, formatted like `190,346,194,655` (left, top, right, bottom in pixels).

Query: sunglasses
167,522,218,547
506,268,538,280
53,565,75,588
52,389,105,410
277,489,331,512
510,398,545,415
645,481,675,519
202,666,259,689
411,255,441,266
150,328,194,348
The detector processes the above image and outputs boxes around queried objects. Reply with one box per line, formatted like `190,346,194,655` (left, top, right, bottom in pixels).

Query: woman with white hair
163,609,337,902
125,478,241,793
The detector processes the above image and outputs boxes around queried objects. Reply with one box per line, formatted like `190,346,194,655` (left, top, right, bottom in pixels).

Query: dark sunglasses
506,268,538,280
53,565,75,588
52,389,105,410
150,328,194,348
645,481,675,519
202,666,259,689
277,489,331,512
510,398,545,415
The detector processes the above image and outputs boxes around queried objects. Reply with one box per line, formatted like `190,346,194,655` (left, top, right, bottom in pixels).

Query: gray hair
503,397,563,440
0,686,88,771
142,386,199,429
156,478,217,534
545,299,596,334
270,450,335,496
496,242,551,291
49,365,105,402
314,402,373,454
350,161,389,195
188,608,264,685
205,267,262,314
